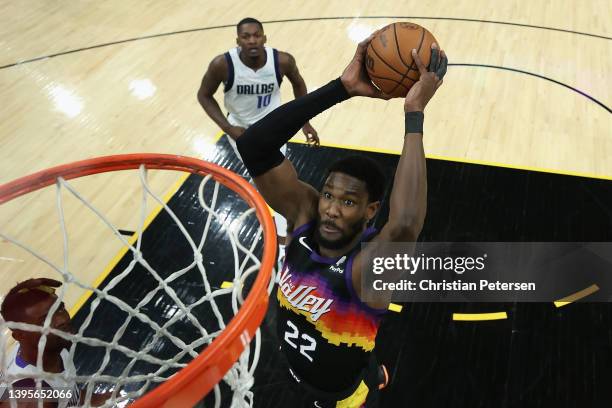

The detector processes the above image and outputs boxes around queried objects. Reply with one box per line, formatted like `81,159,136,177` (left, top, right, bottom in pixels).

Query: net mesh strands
0,155,276,408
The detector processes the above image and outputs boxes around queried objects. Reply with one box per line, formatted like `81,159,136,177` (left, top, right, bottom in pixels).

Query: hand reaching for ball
341,27,447,108
340,31,391,100
404,43,448,112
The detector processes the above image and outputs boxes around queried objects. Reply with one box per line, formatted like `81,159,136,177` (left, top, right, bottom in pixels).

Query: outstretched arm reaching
353,43,448,308
379,43,447,242
236,33,390,229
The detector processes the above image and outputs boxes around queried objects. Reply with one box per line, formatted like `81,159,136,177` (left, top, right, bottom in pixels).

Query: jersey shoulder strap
223,51,234,93
272,48,283,86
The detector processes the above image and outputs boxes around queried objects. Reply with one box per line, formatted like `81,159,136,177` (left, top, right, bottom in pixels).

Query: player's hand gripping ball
365,22,440,97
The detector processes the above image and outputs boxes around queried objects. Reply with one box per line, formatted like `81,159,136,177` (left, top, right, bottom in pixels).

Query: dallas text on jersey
236,83,275,95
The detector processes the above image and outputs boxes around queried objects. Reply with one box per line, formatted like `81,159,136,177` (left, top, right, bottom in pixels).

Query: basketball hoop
0,154,277,407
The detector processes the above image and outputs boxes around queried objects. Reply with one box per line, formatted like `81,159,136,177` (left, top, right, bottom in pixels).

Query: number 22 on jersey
284,320,317,362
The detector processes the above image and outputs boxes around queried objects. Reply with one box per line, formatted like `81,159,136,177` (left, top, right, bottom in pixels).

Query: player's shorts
285,355,383,408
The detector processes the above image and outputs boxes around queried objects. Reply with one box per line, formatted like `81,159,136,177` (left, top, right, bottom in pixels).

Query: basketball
365,22,439,98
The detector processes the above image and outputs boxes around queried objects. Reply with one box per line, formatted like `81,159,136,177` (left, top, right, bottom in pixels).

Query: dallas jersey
276,222,387,393
1,343,81,407
223,46,282,128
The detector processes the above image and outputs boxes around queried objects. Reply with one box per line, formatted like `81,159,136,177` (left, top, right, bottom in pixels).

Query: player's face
17,297,73,352
316,172,378,250
236,23,266,58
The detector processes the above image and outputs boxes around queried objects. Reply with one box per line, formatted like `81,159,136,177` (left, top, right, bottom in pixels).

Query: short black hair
237,17,263,33
326,155,386,202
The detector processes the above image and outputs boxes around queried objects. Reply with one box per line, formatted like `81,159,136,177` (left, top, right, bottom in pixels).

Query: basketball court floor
1,1,611,406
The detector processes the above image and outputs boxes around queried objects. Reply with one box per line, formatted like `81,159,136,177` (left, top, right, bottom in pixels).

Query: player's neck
19,346,64,373
318,232,364,259
238,51,266,70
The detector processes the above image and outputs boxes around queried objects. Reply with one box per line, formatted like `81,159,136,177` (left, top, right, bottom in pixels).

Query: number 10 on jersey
257,93,272,109
284,320,316,362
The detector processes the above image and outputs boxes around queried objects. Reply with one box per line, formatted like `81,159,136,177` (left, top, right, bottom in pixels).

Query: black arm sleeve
236,78,350,177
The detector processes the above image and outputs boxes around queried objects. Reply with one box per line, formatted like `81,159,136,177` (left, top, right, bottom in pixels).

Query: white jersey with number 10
223,46,282,128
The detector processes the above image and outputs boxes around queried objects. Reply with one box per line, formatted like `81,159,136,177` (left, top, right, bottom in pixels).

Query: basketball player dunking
236,30,447,407
198,17,318,255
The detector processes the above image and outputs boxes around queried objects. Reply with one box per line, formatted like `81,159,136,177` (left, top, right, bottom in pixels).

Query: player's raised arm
352,43,447,308
235,80,348,227
377,43,447,243
237,34,390,227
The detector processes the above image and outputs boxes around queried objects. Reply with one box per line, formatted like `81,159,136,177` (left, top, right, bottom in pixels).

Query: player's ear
236,36,240,46
263,34,267,44
366,201,381,222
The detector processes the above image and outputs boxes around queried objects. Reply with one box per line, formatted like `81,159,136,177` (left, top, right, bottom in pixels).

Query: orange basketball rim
0,153,277,407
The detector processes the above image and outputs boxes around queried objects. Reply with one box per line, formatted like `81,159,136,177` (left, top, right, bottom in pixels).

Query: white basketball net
0,165,275,408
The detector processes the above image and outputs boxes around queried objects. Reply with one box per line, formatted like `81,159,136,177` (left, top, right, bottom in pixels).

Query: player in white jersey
0,278,110,407
198,17,319,251
223,44,280,132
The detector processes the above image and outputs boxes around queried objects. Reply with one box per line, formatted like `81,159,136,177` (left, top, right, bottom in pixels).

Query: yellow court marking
388,303,402,313
427,155,612,182
554,284,600,308
290,140,612,182
453,312,508,321
221,281,233,289
70,130,225,316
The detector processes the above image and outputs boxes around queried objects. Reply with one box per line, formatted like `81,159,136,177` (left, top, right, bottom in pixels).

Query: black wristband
405,111,424,134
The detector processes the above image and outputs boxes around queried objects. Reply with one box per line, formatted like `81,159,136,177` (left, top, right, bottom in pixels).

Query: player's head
316,156,385,250
236,17,266,59
1,278,73,352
